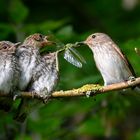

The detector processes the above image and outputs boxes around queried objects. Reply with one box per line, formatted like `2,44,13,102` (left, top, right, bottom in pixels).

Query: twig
1,77,140,99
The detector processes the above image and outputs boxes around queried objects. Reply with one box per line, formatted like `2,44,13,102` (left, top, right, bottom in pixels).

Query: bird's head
0,41,21,52
23,33,54,48
84,33,112,48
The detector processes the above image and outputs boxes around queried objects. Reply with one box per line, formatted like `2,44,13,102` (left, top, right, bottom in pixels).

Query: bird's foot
128,76,135,82
31,91,36,98
33,91,51,103
36,89,51,103
43,95,51,104
13,91,22,101
86,91,91,98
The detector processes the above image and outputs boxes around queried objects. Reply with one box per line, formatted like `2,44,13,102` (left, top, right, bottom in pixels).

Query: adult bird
82,33,136,86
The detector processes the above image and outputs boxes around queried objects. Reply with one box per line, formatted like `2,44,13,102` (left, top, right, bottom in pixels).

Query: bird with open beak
15,33,52,90
79,33,136,86
14,33,58,122
0,41,20,111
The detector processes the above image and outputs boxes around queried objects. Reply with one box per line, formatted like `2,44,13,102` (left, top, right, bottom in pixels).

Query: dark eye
3,45,8,49
39,34,43,39
92,35,96,38
35,34,44,41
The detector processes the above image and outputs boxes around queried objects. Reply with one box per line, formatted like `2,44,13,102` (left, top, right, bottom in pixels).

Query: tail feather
14,99,43,123
14,99,29,123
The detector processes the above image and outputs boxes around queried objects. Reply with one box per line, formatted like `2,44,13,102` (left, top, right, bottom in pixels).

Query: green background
1,0,140,139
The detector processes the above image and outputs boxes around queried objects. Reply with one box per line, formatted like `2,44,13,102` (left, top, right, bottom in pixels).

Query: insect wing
69,47,86,64
64,49,82,68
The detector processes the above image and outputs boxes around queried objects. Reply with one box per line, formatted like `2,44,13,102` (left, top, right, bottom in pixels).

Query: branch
1,77,140,100
52,77,140,98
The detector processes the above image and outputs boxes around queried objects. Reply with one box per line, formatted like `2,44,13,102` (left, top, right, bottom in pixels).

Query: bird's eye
35,34,44,41
39,34,43,38
92,35,96,38
3,45,8,49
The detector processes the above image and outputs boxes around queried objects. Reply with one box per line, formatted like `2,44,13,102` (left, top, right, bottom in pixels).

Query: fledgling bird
83,33,136,86
14,33,58,122
16,33,52,91
0,41,20,111
31,52,59,98
15,52,59,122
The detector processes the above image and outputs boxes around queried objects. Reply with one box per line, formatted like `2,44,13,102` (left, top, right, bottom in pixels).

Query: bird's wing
112,43,136,77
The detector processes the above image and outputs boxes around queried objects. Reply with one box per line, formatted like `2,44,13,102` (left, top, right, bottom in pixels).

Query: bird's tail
13,99,28,122
13,99,43,123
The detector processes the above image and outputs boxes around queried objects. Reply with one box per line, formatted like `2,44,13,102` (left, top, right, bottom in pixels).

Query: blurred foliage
0,0,140,139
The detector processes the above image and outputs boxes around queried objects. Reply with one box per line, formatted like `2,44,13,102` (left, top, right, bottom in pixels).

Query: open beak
14,42,21,48
44,36,56,46
9,42,21,52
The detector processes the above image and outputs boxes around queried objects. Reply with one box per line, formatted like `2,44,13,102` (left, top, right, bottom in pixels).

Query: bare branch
1,77,140,100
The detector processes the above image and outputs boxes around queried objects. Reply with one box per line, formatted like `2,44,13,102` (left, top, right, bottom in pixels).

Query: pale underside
93,43,133,85
0,53,19,94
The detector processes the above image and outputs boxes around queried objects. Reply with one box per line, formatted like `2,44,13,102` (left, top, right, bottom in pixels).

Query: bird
14,33,58,122
30,52,59,99
14,52,59,122
83,33,136,86
15,33,52,91
0,41,20,111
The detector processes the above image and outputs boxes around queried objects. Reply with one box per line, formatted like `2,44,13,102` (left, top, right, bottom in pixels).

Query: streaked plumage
15,52,59,122
14,33,58,122
0,41,20,111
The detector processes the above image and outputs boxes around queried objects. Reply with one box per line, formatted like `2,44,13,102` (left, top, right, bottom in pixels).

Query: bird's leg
33,88,51,104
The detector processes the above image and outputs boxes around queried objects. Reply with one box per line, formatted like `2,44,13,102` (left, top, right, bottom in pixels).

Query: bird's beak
75,41,86,47
14,42,21,48
43,36,56,46
9,42,21,52
84,37,93,46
